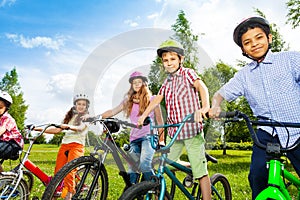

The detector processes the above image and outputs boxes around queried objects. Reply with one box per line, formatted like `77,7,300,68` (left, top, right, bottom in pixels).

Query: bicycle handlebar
219,110,300,151
25,123,62,140
83,116,150,129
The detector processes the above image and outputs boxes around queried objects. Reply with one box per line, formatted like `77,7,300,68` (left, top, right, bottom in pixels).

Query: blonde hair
123,84,151,118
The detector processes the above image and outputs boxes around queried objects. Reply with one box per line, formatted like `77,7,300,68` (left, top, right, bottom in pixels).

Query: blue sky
0,0,299,126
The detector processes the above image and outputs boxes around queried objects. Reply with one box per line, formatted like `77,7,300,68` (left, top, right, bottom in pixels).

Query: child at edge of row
137,39,212,200
209,16,300,199
35,94,90,200
0,91,24,172
98,71,165,185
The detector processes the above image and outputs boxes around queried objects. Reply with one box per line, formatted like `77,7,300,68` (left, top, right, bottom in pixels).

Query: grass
1,144,298,199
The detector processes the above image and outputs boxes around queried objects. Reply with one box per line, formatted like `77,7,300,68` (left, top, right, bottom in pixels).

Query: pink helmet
128,71,148,83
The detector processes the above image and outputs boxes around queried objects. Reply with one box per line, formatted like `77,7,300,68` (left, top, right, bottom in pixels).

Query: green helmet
157,39,184,57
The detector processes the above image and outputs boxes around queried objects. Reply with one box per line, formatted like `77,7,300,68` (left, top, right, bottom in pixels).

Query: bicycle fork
256,160,293,200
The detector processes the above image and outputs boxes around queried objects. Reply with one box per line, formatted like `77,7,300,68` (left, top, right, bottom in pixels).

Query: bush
206,141,253,150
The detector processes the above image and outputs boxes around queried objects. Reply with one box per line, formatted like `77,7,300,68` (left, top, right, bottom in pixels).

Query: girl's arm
34,126,63,134
101,102,123,118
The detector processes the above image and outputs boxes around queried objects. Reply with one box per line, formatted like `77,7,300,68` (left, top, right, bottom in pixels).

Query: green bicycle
221,110,300,200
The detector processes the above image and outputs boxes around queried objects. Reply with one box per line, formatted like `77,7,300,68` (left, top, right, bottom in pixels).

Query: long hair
63,101,89,125
123,84,152,118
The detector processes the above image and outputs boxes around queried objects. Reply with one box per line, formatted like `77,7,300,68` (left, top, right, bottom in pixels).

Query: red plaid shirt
158,67,203,140
0,112,24,148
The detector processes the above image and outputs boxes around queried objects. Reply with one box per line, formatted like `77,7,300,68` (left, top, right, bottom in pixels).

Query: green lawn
1,144,297,199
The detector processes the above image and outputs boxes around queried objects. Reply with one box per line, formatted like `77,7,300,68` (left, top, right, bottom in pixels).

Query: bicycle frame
0,124,55,199
97,129,141,188
80,117,149,194
256,159,300,200
148,113,213,200
223,111,300,200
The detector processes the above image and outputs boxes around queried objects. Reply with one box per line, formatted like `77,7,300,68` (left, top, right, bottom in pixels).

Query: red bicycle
0,124,87,200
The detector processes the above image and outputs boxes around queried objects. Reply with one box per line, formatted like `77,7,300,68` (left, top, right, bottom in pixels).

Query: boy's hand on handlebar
209,107,222,118
194,108,209,123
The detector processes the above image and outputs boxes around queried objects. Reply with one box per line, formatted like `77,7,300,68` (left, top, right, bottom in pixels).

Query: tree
48,133,64,146
171,10,199,71
149,10,200,94
0,68,28,131
254,8,289,52
201,62,252,144
286,0,300,28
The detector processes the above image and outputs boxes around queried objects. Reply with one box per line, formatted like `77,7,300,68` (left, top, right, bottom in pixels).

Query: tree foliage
171,10,199,71
286,0,300,28
0,68,28,131
149,10,199,95
48,133,64,146
254,8,289,52
202,62,252,143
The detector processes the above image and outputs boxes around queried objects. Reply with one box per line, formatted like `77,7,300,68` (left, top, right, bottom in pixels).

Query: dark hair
63,108,86,126
233,17,270,47
237,23,270,46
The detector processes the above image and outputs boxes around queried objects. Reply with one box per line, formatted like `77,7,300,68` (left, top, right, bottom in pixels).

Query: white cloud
124,19,139,27
0,0,16,7
5,33,65,50
46,73,76,98
147,13,159,19
153,0,299,64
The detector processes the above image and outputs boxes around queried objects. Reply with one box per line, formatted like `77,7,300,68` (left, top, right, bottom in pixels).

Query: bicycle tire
42,156,108,200
118,181,171,200
23,170,34,192
210,173,232,200
0,174,29,200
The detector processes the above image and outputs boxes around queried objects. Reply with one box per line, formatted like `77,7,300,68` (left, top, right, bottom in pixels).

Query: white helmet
73,94,90,107
0,91,12,108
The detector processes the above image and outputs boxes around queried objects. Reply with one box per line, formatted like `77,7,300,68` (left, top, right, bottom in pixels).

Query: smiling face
241,27,272,61
161,52,183,74
74,99,88,114
131,78,144,92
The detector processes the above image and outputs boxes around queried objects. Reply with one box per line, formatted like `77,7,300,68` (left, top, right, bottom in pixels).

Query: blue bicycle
119,113,232,200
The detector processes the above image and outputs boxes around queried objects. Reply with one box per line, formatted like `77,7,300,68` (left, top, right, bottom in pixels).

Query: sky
0,0,299,127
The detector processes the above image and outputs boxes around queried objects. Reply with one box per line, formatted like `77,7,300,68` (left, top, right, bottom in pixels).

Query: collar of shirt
250,51,273,71
167,67,184,81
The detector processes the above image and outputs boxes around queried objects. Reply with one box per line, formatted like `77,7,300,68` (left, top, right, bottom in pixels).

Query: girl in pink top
100,71,164,184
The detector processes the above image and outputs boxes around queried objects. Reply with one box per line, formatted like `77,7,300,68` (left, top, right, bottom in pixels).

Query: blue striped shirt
219,51,300,147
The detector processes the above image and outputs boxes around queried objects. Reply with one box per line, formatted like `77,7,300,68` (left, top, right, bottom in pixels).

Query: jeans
249,129,300,199
128,136,155,184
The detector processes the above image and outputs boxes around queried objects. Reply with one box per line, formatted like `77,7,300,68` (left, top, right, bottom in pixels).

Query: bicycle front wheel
42,156,108,200
118,181,171,200
211,173,232,200
0,174,29,200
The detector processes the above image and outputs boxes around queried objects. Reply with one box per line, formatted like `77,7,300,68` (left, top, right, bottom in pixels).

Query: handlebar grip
143,116,151,126
219,111,238,118
82,117,97,122
26,124,35,130
186,114,195,122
